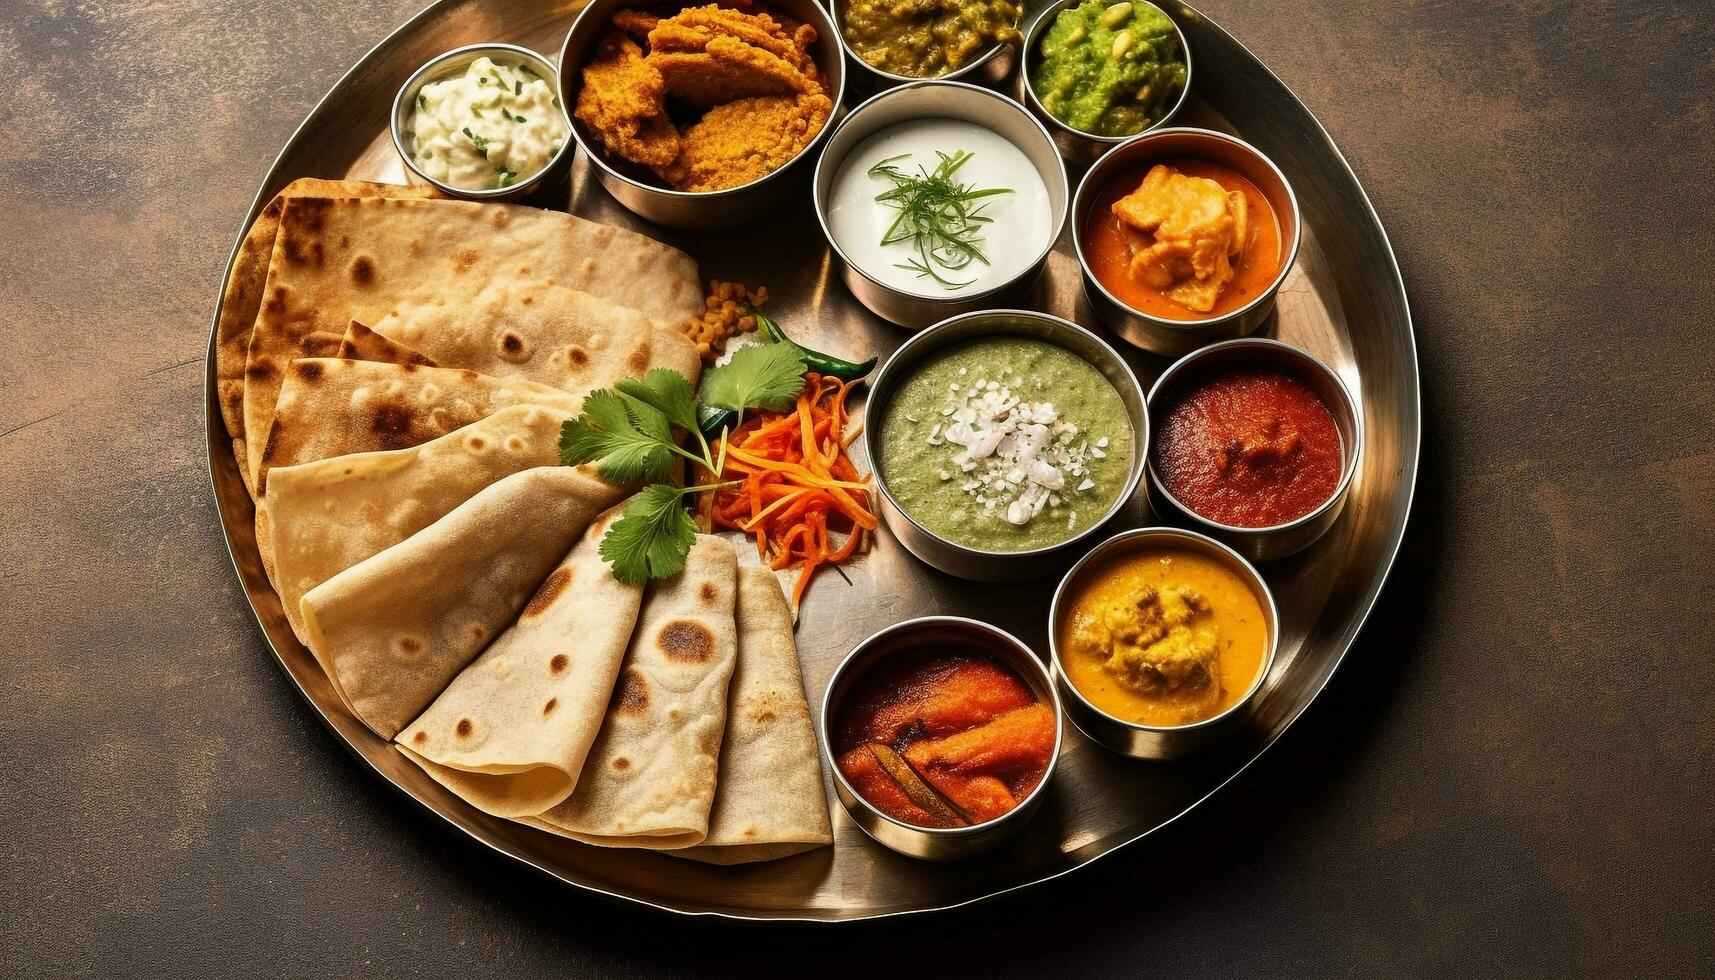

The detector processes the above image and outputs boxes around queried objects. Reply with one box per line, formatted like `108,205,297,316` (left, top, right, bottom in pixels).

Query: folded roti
255,358,583,494
371,281,700,397
299,467,625,739
525,534,739,848
242,195,702,488
262,405,576,646
396,510,644,818
215,179,438,494
339,320,436,367
676,567,833,864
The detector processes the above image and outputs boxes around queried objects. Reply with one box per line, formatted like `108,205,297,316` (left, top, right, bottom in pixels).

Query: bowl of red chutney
819,616,1063,860
1145,338,1361,561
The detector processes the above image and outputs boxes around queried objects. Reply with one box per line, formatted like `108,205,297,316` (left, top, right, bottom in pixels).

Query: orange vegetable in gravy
1084,157,1282,320
834,649,1055,828
1058,548,1268,726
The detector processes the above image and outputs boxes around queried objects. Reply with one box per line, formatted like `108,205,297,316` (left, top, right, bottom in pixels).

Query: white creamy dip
409,56,569,190
826,118,1052,297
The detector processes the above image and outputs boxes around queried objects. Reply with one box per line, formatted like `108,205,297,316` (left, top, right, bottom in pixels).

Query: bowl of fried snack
559,0,846,229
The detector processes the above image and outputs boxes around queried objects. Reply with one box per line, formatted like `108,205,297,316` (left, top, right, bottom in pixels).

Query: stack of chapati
218,179,830,862
401,533,832,860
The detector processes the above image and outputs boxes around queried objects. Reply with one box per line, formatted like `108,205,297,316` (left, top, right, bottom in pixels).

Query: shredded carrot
699,373,875,610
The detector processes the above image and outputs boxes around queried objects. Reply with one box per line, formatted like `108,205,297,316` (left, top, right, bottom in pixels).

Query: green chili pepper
750,306,878,381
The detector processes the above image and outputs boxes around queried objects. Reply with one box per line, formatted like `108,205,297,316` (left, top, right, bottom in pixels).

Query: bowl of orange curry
1073,127,1301,355
820,616,1063,860
1049,526,1278,759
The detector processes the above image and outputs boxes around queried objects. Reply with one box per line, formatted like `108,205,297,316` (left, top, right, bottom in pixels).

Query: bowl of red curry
819,616,1063,860
1146,338,1362,561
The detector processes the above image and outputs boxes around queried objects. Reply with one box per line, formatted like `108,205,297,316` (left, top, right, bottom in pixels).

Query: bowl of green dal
834,0,1023,96
865,310,1149,581
1019,0,1191,164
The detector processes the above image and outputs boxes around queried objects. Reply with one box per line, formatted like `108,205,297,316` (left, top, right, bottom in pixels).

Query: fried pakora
655,92,831,192
573,31,680,168
647,4,820,101
650,35,819,106
571,1,830,191
1112,163,1252,313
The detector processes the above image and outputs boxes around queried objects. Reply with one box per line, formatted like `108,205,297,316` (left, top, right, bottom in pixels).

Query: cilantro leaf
616,369,699,433
699,342,807,413
558,389,675,483
600,485,698,583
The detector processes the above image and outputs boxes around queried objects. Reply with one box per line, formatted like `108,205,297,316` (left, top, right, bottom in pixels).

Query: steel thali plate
205,0,1419,922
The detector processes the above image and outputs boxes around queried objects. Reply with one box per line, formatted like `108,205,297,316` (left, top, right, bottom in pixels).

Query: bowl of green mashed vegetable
1020,0,1190,162
865,309,1149,581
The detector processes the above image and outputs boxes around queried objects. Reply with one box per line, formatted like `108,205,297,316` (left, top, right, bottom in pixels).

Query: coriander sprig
869,150,1012,288
560,348,807,582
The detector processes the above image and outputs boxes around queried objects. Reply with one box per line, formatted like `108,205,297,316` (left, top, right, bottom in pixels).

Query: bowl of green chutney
1018,0,1192,164
864,310,1149,582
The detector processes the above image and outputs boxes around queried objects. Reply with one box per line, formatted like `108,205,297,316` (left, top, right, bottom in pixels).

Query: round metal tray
205,0,1418,922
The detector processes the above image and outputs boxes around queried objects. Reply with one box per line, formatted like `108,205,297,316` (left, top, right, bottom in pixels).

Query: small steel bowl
555,0,845,230
1048,526,1278,759
391,43,575,202
1016,0,1192,166
831,0,1019,98
819,616,1064,860
1146,338,1362,561
813,81,1069,329
1073,127,1303,355
863,309,1147,581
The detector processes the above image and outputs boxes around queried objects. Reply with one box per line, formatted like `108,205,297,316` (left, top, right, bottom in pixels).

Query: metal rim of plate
204,0,1419,924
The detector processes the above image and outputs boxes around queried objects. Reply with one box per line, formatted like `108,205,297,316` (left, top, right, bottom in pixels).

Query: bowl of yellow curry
1049,526,1278,759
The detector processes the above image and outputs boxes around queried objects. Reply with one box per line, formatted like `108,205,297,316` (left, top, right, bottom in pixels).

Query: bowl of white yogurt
391,43,574,201
813,80,1069,329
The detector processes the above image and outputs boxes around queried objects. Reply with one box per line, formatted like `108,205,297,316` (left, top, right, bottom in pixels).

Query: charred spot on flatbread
567,345,589,367
699,581,720,606
455,718,474,738
294,360,324,382
349,256,375,285
626,341,651,374
411,730,428,746
523,567,573,619
550,653,570,674
610,666,650,716
369,404,414,446
612,757,631,771
499,330,527,360
291,197,331,232
658,619,714,663
452,248,479,274
543,697,559,716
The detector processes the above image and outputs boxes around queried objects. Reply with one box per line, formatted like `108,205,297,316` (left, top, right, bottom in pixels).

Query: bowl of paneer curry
1073,127,1302,355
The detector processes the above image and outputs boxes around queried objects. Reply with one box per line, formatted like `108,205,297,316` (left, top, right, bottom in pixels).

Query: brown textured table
3,0,1711,975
